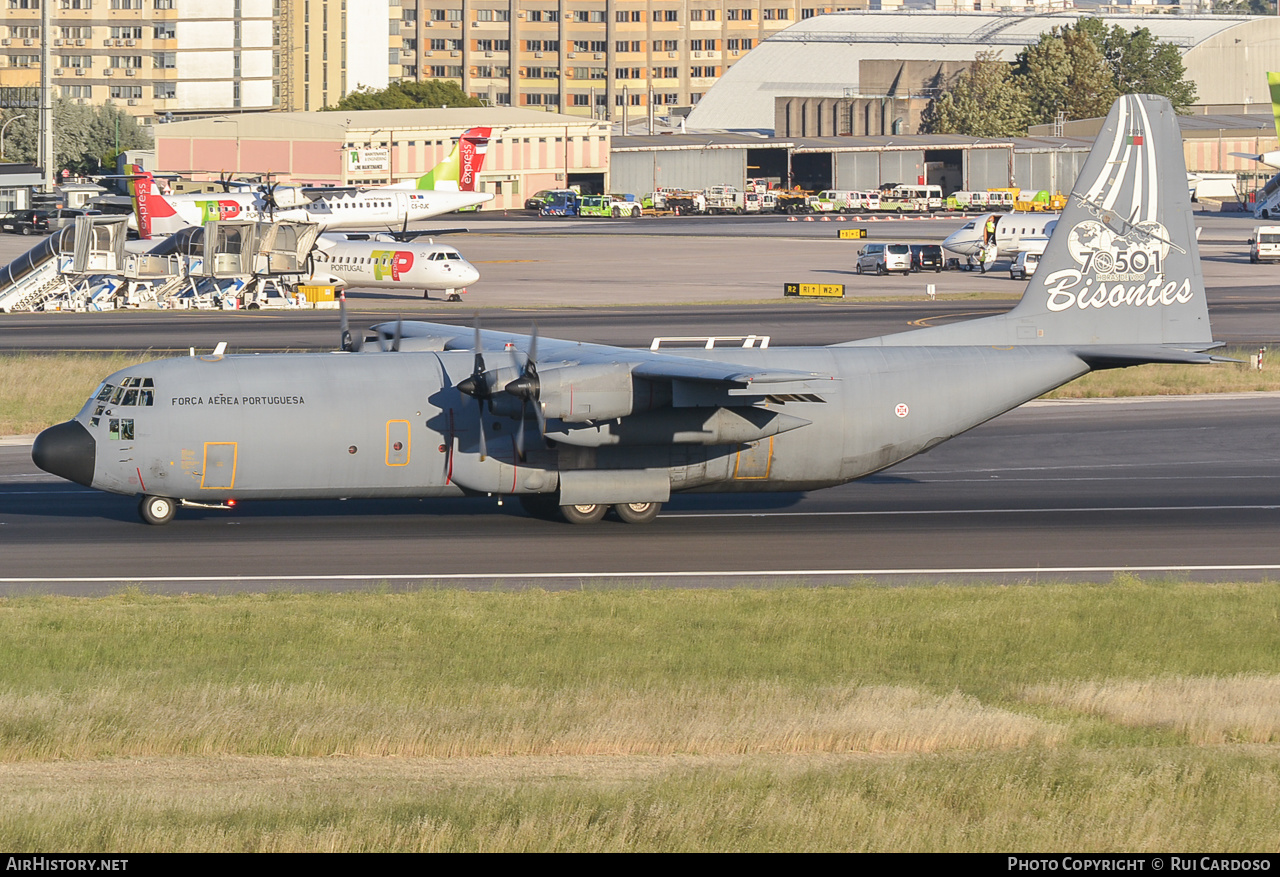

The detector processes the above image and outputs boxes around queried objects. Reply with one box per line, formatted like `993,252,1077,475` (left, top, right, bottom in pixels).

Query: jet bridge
175,220,321,309
0,216,130,313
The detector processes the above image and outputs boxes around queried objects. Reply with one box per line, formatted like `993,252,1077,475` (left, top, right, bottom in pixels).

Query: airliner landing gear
139,494,176,525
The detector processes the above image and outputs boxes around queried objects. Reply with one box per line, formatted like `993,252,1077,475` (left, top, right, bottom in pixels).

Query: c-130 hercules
35,96,1223,526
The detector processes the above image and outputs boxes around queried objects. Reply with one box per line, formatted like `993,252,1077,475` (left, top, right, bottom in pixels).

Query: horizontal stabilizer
1070,345,1225,369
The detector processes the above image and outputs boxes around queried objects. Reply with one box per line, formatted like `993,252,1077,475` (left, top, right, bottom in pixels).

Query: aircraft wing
375,320,838,396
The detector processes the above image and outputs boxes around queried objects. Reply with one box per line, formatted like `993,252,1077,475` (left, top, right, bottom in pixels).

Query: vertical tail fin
125,165,183,238
415,127,492,191
125,164,155,240
1269,72,1280,141
844,94,1214,353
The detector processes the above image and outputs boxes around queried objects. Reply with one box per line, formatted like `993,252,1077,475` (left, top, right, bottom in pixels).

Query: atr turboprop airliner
127,128,494,237
305,234,480,301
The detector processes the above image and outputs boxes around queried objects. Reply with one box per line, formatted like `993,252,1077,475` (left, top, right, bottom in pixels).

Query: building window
109,85,143,99
727,38,753,51
110,0,142,8
690,66,718,78
763,8,790,20
61,84,93,98
572,93,589,106
727,8,753,20
652,40,678,52
652,66,677,79
110,55,144,68
528,9,558,22
153,82,175,99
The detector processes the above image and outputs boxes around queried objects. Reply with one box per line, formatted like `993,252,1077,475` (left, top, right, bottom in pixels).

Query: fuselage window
139,389,154,406
122,389,139,406
96,384,116,402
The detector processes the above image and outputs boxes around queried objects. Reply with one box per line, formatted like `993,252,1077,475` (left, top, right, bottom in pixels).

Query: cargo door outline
200,442,238,489
733,436,772,480
386,420,411,466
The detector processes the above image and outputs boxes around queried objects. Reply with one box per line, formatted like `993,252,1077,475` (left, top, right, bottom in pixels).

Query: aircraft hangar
609,132,1094,196
684,10,1280,134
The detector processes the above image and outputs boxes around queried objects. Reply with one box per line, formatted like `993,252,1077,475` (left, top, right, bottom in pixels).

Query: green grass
0,583,1278,850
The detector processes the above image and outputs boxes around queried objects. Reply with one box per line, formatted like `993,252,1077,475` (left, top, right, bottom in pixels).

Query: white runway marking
4,564,1280,586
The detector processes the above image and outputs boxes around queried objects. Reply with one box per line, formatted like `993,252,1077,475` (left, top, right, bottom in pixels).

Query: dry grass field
0,582,1277,851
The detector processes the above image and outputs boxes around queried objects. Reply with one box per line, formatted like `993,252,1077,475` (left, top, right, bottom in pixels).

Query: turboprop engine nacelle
497,362,672,423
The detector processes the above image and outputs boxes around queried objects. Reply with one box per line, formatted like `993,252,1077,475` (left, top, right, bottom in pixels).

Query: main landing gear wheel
560,503,608,525
139,494,176,526
613,501,662,524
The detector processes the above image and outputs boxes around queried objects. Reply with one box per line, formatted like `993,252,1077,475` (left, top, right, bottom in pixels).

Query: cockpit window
100,378,154,407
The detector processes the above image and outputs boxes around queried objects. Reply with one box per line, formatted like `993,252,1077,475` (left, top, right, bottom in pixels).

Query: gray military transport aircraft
34,95,1223,526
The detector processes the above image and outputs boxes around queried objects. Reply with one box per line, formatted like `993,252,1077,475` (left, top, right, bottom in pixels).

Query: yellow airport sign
838,228,867,239
784,283,845,298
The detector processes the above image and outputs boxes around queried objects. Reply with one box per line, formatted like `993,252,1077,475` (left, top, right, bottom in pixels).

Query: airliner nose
32,420,96,487
459,262,481,286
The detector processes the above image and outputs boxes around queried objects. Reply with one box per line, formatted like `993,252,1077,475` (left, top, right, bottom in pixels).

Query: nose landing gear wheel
613,501,662,524
560,503,607,525
139,494,176,525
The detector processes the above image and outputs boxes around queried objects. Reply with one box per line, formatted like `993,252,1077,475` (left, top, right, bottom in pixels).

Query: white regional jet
305,234,480,301
941,213,1059,270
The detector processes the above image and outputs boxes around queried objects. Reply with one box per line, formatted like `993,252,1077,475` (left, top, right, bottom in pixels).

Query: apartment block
1,0,280,122
278,0,403,111
396,1,867,121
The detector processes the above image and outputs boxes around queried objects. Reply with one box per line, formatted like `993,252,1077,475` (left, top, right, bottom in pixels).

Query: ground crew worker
984,215,996,244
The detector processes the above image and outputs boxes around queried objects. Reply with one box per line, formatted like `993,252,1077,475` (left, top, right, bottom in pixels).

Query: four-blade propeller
339,306,544,462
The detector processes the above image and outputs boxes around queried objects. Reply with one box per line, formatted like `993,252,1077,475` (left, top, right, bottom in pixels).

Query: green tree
0,100,152,174
1084,20,1197,113
323,80,484,111
920,52,1030,137
1016,24,1118,127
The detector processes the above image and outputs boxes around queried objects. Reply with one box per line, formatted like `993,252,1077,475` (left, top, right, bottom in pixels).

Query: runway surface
4,394,1279,594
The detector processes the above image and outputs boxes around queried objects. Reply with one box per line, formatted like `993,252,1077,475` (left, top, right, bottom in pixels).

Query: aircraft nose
459,262,481,285
32,420,96,488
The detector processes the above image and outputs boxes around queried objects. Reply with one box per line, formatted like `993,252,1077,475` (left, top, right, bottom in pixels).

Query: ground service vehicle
1010,248,1042,280
1,209,50,235
810,191,855,213
665,191,705,215
910,244,944,272
704,186,746,214
539,190,580,216
774,190,813,214
524,190,554,210
1250,226,1280,263
744,192,777,213
47,208,105,230
856,242,912,275
888,184,943,211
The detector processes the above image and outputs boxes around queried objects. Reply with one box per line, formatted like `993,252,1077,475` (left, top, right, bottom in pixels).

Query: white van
1249,226,1280,263
1009,240,1048,280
